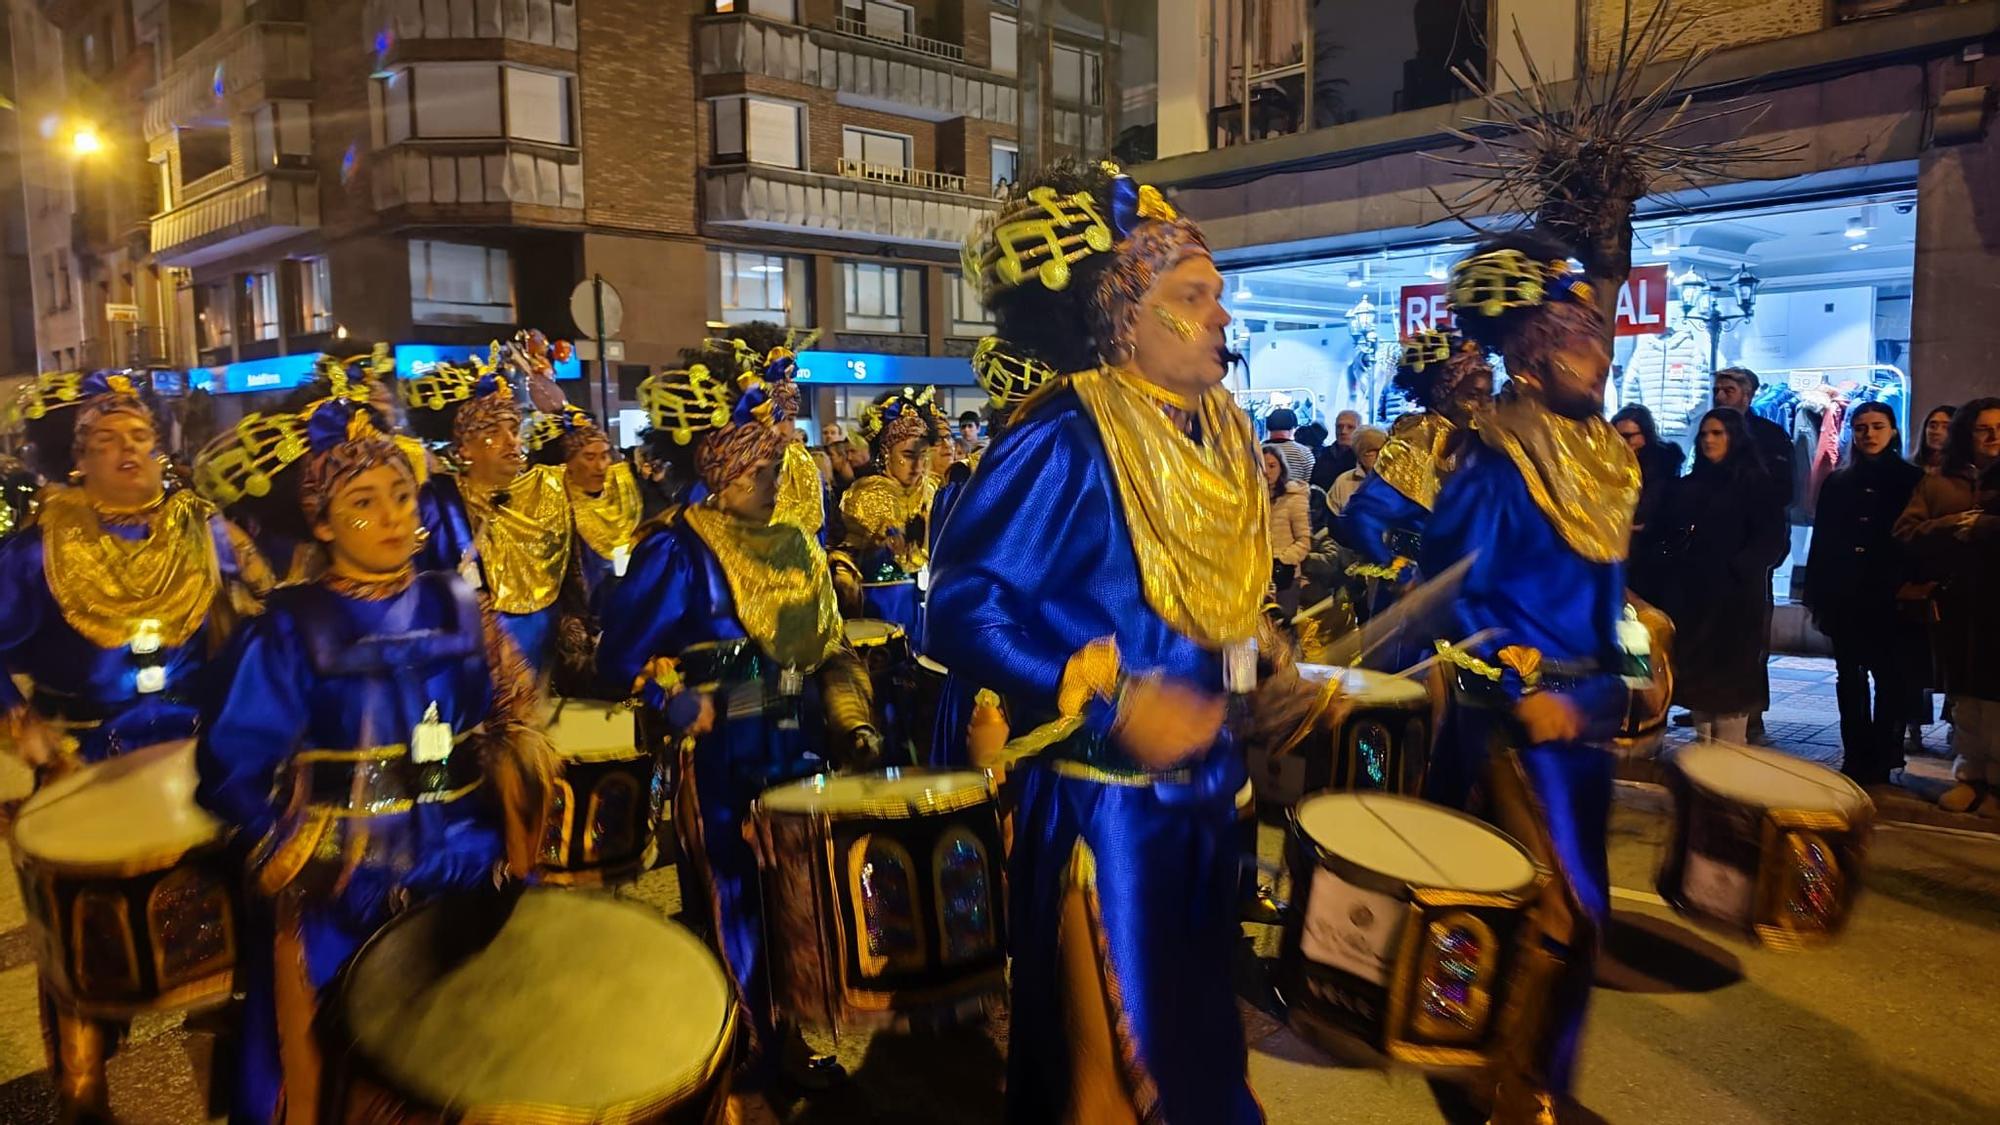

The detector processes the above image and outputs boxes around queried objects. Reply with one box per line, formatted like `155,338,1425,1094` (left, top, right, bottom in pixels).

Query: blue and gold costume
1420,241,1640,1119
598,370,876,1060
830,388,947,638
196,397,548,1123
2,372,270,765
933,165,1267,1123
526,403,642,612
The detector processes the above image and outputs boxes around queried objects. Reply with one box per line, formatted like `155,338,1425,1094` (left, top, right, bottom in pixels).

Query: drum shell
539,751,663,887
1657,755,1873,949
1277,804,1540,1071
1249,668,1430,809
844,620,915,764
756,775,1006,1032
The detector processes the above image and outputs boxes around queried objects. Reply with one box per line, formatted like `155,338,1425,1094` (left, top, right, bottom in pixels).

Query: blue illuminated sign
793,350,974,387
195,352,323,395
393,343,582,382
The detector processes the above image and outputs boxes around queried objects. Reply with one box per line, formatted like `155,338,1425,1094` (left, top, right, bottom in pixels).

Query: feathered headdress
857,386,945,454
710,328,821,423
525,403,609,465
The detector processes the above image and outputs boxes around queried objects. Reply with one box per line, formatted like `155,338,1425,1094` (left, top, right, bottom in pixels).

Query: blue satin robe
419,475,559,676
920,472,975,767
197,573,509,1123
1336,472,1432,670
927,387,1261,1125
1420,442,1627,1095
0,505,256,761
597,514,835,1047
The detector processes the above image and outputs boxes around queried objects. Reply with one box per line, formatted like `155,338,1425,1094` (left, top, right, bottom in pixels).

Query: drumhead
758,768,991,818
1296,664,1428,707
13,740,219,867
1675,742,1870,816
343,889,731,1113
1296,792,1537,895
844,619,905,647
545,700,640,762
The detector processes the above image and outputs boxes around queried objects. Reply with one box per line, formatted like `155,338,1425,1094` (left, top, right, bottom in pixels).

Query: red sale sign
1399,264,1669,338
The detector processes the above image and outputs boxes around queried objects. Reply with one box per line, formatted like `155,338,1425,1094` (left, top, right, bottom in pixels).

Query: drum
325,888,735,1123
1613,594,1675,760
540,700,662,886
753,769,1005,1031
1658,742,1874,949
1278,792,1544,1070
845,618,914,761
10,740,237,1017
1248,664,1430,809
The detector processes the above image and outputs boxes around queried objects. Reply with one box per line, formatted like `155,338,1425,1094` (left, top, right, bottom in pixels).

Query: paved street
2,657,1996,1123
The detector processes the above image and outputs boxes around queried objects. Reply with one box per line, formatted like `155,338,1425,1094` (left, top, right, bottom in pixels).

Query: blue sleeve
596,525,700,697
925,413,1114,728
419,478,477,577
0,533,46,713
195,608,313,841
1336,474,1427,566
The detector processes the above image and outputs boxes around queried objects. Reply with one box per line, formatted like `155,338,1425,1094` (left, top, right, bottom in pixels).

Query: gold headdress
857,386,943,453
20,372,85,420
639,364,734,446
194,412,310,506
971,336,1059,412
1447,249,1596,320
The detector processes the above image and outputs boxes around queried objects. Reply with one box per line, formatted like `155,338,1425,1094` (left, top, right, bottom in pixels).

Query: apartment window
948,270,993,337
713,0,795,18
711,96,804,169
990,14,1018,76
990,140,1020,192
253,102,313,169
842,261,910,334
847,1,913,41
179,126,232,186
841,127,912,176
712,250,809,325
240,270,281,342
410,240,515,326
291,256,334,335
195,282,232,352
376,64,575,146
1051,43,1103,107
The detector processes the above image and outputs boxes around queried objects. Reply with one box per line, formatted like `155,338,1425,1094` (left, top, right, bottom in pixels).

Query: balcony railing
150,171,319,267
371,143,584,214
831,14,964,64
143,22,311,140
834,158,969,196
698,16,1017,126
362,0,578,52
703,164,1000,249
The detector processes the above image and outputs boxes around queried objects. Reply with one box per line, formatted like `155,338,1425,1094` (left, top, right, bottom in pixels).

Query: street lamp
1678,265,1761,394
68,126,102,156
1345,294,1379,360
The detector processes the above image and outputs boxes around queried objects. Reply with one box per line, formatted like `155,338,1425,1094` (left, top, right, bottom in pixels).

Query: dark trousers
1831,629,1917,785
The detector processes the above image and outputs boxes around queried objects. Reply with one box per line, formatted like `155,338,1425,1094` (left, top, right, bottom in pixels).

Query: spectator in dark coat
1896,397,2000,816
1804,403,1926,788
1612,404,1684,608
1712,366,1794,741
1311,410,1362,489
1658,408,1790,743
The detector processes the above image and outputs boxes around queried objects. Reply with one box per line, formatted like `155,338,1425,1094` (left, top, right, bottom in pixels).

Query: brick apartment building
7,0,1123,442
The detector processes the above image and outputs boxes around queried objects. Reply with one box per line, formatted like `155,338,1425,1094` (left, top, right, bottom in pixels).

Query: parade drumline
0,166,1876,1125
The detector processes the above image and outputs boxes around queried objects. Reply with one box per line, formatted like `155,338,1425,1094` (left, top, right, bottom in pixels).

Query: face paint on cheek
1150,302,1202,343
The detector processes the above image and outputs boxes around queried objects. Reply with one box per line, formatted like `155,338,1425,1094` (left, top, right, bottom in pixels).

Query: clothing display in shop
1752,375,1906,524
1617,328,1711,442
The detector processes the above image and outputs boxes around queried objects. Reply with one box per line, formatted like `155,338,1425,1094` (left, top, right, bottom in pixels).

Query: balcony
698,16,1016,126
151,171,319,267
362,0,578,52
144,22,311,141
834,158,969,195
371,143,584,217
702,163,1000,249
830,14,964,64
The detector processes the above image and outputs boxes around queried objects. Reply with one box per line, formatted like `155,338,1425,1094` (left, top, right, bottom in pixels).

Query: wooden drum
1249,665,1430,809
540,699,661,886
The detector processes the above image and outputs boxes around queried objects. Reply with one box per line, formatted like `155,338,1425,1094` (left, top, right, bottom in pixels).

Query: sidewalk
1616,654,1995,834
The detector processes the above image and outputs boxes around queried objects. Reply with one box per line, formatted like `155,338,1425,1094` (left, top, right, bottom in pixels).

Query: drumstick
1323,553,1478,669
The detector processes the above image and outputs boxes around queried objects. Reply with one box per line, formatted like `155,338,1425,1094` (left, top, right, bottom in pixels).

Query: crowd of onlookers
1267,373,2000,817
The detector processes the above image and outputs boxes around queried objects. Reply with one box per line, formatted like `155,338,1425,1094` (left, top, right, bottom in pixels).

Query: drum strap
290,734,484,816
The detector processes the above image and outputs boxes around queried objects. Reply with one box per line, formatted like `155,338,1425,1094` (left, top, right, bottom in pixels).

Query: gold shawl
1070,366,1267,648
683,503,843,671
1477,398,1640,563
839,473,928,571
771,441,824,537
569,460,642,562
392,434,431,486
1373,412,1458,512
39,487,221,649
463,464,572,615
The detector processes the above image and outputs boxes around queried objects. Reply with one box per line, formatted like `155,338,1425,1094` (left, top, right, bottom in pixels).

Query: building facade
10,0,1121,440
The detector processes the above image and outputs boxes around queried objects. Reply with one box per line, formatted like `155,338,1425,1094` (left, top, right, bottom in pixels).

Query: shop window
990,13,1018,75
842,261,910,334
712,249,809,326
375,65,576,147
195,282,233,352
1050,43,1103,107
712,96,804,170
239,270,281,343
947,270,992,337
989,141,1019,193
252,102,312,169
290,256,333,335
410,240,515,326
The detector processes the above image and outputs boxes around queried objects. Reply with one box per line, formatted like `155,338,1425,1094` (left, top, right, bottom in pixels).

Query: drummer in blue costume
829,387,945,637
525,401,639,612
197,394,551,1124
2,371,271,769
597,368,879,1087
1335,328,1491,663
930,162,1269,1124
1420,235,1640,1124
404,350,584,681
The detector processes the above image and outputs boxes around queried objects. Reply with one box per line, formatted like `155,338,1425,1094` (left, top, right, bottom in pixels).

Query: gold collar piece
463,464,572,615
1477,398,1639,563
683,504,843,671
569,460,643,562
38,487,221,649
